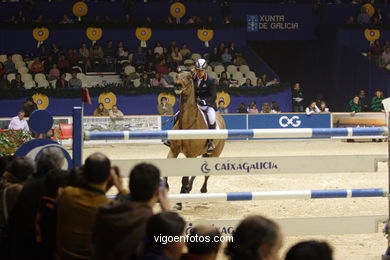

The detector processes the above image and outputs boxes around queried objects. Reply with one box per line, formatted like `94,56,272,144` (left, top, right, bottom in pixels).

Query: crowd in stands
0,40,280,90
0,148,335,260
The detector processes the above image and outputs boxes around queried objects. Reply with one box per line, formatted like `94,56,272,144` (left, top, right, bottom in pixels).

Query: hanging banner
170,2,186,24
73,1,88,22
86,27,103,44
135,27,152,48
197,29,214,47
32,27,49,48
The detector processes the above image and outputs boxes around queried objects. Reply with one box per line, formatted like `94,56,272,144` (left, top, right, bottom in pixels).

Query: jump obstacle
72,107,390,236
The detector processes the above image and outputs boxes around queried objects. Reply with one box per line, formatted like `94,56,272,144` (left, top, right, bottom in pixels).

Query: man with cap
193,58,217,153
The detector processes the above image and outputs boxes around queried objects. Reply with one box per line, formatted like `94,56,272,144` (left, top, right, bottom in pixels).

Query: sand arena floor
80,139,388,260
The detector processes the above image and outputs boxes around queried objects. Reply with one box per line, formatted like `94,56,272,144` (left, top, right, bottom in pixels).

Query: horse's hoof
174,203,183,210
200,186,207,193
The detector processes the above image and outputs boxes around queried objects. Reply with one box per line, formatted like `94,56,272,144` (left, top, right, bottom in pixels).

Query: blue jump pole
72,107,83,167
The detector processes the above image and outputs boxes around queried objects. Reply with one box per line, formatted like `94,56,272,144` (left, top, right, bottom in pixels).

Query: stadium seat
250,77,257,86
65,73,72,81
206,66,213,73
17,66,28,74
34,73,46,82
226,65,238,75
124,65,135,75
0,55,7,63
133,78,141,87
7,73,15,82
191,53,201,62
15,61,26,70
77,73,88,87
184,59,195,65
214,65,225,75
246,71,256,79
24,80,36,89
49,79,57,88
238,78,247,86
232,71,243,80
72,66,82,73
169,72,177,80
239,65,250,74
37,79,50,88
26,60,34,69
128,53,133,64
11,54,22,63
208,71,218,80
21,73,32,83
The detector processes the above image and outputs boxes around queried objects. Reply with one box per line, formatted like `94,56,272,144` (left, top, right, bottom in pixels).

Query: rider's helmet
195,58,208,70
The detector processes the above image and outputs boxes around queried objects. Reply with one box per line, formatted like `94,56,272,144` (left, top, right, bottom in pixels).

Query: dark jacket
56,79,69,89
193,73,216,107
292,89,304,106
92,197,153,260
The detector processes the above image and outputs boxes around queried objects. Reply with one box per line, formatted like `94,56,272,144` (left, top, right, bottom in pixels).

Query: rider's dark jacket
193,72,216,108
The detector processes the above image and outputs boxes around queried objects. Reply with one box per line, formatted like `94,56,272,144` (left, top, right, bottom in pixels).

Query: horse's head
174,71,193,96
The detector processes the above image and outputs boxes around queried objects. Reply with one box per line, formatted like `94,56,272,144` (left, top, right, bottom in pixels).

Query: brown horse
166,71,225,207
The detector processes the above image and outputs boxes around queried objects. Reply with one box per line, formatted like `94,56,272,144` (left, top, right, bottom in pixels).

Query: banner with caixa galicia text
246,5,317,40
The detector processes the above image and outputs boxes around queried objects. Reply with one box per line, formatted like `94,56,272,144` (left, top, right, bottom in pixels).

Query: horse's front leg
200,176,209,193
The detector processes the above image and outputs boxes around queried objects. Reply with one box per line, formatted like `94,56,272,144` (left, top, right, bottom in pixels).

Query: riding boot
207,123,216,154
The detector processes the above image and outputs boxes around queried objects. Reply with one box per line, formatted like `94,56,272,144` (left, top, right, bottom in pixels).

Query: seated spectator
103,40,116,72
155,59,170,75
370,40,382,59
221,47,233,66
247,101,259,114
117,41,128,60
139,73,151,88
109,105,124,129
224,16,232,24
346,95,362,113
154,42,164,56
209,47,221,67
67,49,80,67
358,89,369,111
181,225,221,260
256,77,266,87
225,215,283,260
228,77,239,88
166,16,174,24
33,15,44,25
237,102,247,113
90,44,104,72
371,89,385,112
50,43,61,62
68,72,82,88
93,163,170,260
4,55,16,73
8,110,29,131
261,102,271,113
217,100,229,114
285,240,333,260
241,78,252,87
48,64,60,81
22,98,38,117
38,44,48,60
133,47,147,67
157,96,174,115
357,7,371,25
79,43,90,70
171,47,183,65
124,14,132,24
306,101,321,115
168,41,177,54
271,101,281,113
219,72,229,88
141,212,185,260
381,47,390,66
266,78,279,86
146,48,155,64
31,57,44,73
11,73,24,89
8,147,64,259
0,62,6,79
59,14,74,24
228,42,237,56
44,55,55,74
93,103,108,116
34,169,69,260
180,44,191,59
151,73,167,88
0,73,10,89
0,157,36,241
319,101,329,112
56,73,68,89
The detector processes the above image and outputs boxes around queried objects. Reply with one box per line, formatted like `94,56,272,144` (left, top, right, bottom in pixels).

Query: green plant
0,130,32,156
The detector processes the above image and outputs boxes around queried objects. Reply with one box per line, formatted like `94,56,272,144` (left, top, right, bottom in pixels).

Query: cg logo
279,116,301,127
201,161,211,174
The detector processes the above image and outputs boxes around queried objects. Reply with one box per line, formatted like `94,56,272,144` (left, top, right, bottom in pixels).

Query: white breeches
198,105,216,125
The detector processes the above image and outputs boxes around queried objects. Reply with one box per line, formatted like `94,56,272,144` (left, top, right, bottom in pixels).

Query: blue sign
248,114,331,129
247,15,259,32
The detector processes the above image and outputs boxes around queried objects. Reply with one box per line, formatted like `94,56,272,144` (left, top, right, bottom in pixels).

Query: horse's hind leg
200,154,210,193
180,177,191,193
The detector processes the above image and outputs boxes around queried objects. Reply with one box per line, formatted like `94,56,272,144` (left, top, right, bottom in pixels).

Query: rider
193,58,217,153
